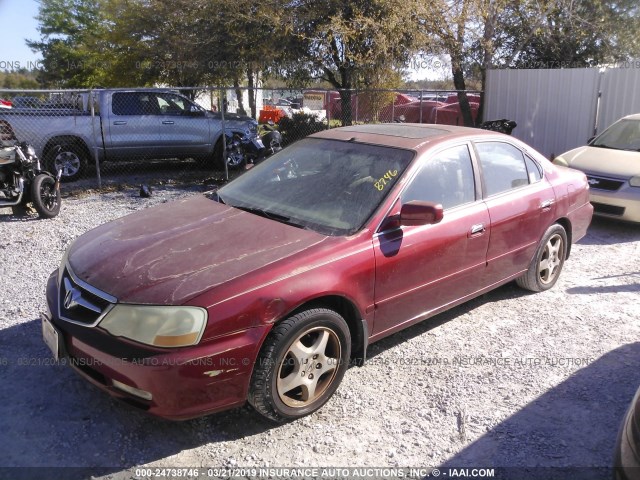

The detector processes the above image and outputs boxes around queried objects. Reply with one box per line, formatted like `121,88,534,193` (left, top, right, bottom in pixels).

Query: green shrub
278,112,327,146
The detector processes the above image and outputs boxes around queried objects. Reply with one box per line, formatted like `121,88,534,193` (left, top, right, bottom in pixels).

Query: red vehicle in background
304,90,480,126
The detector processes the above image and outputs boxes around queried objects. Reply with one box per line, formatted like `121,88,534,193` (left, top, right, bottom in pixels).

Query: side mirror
400,201,443,226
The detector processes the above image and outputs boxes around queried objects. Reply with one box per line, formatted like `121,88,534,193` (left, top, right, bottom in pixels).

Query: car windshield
591,118,640,151
216,138,414,236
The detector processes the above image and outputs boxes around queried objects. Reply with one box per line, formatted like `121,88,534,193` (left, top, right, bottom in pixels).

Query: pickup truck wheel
213,135,246,170
248,308,351,422
46,145,87,181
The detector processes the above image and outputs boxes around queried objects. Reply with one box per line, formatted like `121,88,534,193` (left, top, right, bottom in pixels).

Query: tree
416,0,507,126
417,0,640,126
0,69,40,89
502,0,640,68
27,0,110,87
282,0,422,125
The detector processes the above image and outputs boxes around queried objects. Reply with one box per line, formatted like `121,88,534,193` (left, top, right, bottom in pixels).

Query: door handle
469,223,485,236
113,121,127,125
540,199,554,209
162,120,175,125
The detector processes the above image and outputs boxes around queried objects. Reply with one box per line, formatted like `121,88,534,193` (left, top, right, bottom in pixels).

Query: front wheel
516,224,567,292
31,174,61,219
213,135,246,170
248,308,351,422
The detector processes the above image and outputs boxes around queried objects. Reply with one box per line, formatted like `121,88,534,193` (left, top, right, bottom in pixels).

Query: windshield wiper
234,205,308,229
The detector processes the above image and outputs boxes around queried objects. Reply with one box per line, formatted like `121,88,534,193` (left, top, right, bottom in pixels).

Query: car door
473,141,556,283
154,92,211,156
106,91,166,159
372,144,490,337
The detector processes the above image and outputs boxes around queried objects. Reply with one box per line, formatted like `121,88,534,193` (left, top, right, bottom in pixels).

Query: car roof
310,123,500,151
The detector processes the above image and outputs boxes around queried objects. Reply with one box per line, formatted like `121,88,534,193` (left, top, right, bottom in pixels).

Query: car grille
58,265,116,326
592,202,626,216
586,175,625,191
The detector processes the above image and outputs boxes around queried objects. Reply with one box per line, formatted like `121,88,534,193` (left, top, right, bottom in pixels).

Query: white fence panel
485,68,600,158
598,67,640,132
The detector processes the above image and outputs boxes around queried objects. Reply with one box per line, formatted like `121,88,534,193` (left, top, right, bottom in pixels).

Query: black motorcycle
478,119,517,135
0,138,62,219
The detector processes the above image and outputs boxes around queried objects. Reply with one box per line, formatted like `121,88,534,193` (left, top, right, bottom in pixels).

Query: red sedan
43,124,593,422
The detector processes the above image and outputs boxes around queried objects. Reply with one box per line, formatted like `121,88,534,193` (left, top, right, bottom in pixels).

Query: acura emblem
62,277,101,313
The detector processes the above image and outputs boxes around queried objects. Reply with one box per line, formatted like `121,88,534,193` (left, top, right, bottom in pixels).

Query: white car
554,113,640,223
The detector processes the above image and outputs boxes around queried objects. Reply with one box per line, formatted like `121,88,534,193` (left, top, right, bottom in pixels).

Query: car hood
559,146,640,177
68,195,326,305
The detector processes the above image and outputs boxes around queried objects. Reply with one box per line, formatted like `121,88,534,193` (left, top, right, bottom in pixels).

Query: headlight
99,305,207,348
552,156,568,167
630,176,640,187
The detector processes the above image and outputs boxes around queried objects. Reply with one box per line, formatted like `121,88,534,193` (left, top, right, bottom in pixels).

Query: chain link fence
0,87,481,189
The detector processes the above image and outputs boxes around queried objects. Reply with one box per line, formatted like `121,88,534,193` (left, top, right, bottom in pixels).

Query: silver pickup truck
0,89,259,180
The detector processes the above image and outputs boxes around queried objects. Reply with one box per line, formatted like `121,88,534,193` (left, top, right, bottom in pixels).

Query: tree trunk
451,58,474,127
247,66,256,118
233,77,246,115
477,1,497,125
338,68,353,126
339,90,353,126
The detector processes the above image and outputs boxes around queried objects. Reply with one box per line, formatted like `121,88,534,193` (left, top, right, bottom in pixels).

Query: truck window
112,92,161,116
156,93,196,115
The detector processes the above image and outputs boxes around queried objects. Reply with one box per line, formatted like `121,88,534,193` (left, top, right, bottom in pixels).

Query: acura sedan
554,113,640,223
42,124,593,422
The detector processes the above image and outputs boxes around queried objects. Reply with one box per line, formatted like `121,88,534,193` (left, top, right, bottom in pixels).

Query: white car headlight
630,176,640,187
99,305,207,348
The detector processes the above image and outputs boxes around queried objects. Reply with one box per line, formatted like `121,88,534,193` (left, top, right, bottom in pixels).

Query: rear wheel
46,144,87,181
516,224,567,292
31,174,61,219
248,308,351,422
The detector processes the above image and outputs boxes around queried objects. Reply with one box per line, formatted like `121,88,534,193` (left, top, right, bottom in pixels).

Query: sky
0,0,42,70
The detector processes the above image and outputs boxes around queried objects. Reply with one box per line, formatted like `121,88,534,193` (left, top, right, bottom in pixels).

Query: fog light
112,379,152,401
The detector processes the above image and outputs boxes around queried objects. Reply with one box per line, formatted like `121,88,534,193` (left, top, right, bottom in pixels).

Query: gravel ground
0,184,639,480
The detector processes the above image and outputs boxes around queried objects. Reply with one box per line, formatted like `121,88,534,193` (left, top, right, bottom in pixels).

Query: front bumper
590,187,640,223
45,272,269,420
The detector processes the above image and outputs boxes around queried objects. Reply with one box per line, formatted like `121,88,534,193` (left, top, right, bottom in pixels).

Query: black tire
248,308,351,422
46,143,87,181
213,135,245,170
30,174,61,219
516,223,567,292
